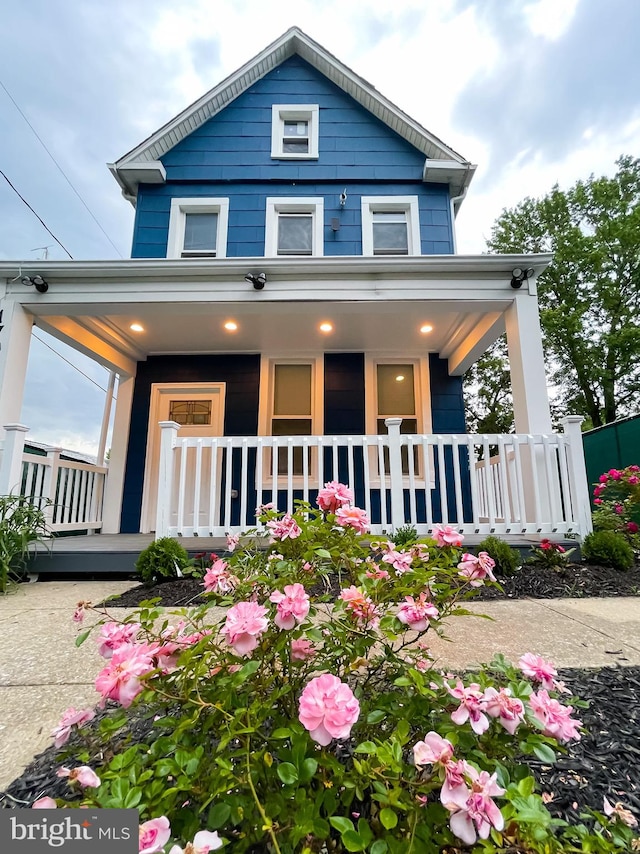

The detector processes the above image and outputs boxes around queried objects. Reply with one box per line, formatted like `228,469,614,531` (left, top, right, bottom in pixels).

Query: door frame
140,382,226,532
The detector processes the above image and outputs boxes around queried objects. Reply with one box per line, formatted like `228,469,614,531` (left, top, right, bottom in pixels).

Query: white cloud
523,0,581,40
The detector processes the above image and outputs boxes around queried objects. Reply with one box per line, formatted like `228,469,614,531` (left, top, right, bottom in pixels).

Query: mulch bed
2,667,639,832
97,561,640,609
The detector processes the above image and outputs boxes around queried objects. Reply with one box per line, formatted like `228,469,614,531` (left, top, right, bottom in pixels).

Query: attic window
271,105,319,159
167,198,229,259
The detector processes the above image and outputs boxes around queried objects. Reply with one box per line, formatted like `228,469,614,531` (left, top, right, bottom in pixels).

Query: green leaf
329,816,355,834
371,841,388,854
533,743,557,764
354,741,378,755
379,807,398,829
366,710,385,724
208,802,231,829
342,830,366,851
277,762,299,785
298,757,318,784
74,629,91,647
315,548,332,558
123,788,142,809
270,728,292,739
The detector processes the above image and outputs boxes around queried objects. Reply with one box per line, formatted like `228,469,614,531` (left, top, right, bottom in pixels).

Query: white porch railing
155,416,593,539
0,424,107,533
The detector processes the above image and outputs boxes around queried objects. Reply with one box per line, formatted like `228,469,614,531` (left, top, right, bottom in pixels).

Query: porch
1,415,593,574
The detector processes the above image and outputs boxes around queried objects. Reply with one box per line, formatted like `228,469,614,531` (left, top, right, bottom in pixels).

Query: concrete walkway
0,581,639,792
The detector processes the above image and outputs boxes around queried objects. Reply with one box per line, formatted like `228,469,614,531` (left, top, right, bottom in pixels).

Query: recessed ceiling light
319,322,333,333
224,321,238,331
130,323,144,333
395,374,405,382
420,324,433,334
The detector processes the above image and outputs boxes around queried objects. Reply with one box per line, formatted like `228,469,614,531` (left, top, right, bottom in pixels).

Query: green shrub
390,524,418,548
582,530,635,572
477,534,519,576
0,494,50,594
135,537,191,584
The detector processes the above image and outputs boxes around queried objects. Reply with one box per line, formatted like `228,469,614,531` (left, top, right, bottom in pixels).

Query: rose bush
592,465,640,547
42,488,637,852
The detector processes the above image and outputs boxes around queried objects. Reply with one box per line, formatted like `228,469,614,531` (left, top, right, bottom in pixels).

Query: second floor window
167,198,229,259
265,198,324,257
361,196,421,257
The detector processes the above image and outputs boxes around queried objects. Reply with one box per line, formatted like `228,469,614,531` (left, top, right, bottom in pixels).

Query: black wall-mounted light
244,272,267,290
510,267,534,289
21,274,49,293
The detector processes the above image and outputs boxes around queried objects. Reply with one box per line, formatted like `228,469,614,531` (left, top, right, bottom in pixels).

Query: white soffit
110,27,474,198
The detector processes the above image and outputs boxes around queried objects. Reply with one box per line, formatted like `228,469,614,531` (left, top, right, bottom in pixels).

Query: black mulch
95,561,640,609
2,667,639,833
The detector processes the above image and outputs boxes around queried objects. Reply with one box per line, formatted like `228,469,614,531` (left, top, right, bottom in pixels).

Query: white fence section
155,416,593,539
0,424,107,533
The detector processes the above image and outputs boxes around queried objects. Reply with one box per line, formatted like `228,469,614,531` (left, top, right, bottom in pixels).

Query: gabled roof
109,27,475,202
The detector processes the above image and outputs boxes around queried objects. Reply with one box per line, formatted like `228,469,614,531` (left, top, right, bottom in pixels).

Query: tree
470,156,640,429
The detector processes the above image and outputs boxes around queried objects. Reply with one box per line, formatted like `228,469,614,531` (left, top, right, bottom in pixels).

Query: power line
32,331,116,398
0,79,124,258
0,169,74,259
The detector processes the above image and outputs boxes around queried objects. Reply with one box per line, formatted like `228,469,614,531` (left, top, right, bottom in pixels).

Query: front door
141,383,225,533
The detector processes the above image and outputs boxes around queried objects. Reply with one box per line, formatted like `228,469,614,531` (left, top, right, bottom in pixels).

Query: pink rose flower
96,622,140,659
222,601,269,656
432,524,464,548
57,765,101,788
335,505,370,534
32,796,57,809
627,521,639,534
270,583,310,630
139,817,171,854
267,513,302,541
203,558,238,594
95,643,156,708
72,600,91,623
291,638,316,662
382,549,414,573
317,480,354,513
365,567,390,580
447,680,489,735
298,673,360,745
413,731,454,766
603,796,638,828
397,593,439,631
445,766,505,845
518,652,558,690
457,552,496,586
529,689,582,742
226,533,240,552
51,706,96,748
340,585,380,627
482,687,525,734
168,829,223,853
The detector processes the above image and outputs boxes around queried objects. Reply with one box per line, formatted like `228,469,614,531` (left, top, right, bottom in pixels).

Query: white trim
361,196,421,256
271,104,319,159
166,198,229,259
265,197,324,257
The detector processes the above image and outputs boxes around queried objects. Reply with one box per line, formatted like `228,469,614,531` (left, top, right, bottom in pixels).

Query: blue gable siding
131,56,454,257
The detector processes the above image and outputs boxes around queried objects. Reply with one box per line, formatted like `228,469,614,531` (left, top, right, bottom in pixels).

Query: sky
1,0,639,455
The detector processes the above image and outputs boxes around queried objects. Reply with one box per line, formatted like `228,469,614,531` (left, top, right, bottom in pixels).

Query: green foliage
464,336,515,435
57,505,636,852
592,465,640,546
390,524,418,548
477,155,640,428
477,534,519,576
582,530,635,572
527,539,577,571
135,536,192,584
0,494,49,593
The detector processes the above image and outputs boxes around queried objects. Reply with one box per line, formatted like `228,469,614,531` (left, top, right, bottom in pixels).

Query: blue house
0,28,593,542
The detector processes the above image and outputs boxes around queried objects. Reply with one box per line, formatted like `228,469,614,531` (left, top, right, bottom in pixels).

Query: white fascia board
111,27,470,175
423,160,477,198
0,253,553,286
107,161,166,204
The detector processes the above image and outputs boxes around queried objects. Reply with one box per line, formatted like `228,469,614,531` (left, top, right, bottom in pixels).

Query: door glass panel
169,399,212,425
377,365,415,415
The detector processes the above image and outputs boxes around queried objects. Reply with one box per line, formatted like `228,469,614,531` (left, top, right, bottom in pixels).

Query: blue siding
131,55,454,258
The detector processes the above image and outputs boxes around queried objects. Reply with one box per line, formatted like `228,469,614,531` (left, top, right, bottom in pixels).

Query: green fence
582,414,640,497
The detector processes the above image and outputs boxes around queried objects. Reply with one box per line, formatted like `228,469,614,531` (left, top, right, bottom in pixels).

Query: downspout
449,184,469,255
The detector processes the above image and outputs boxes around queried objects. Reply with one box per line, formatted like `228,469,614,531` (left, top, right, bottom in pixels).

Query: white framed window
258,356,324,479
365,356,432,480
271,105,319,159
265,198,324,257
166,198,229,259
361,196,421,256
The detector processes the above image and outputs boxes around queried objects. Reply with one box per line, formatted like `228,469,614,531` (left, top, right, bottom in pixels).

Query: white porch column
102,373,136,533
0,299,33,435
562,415,593,538
0,423,29,495
504,293,552,433
155,421,180,538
